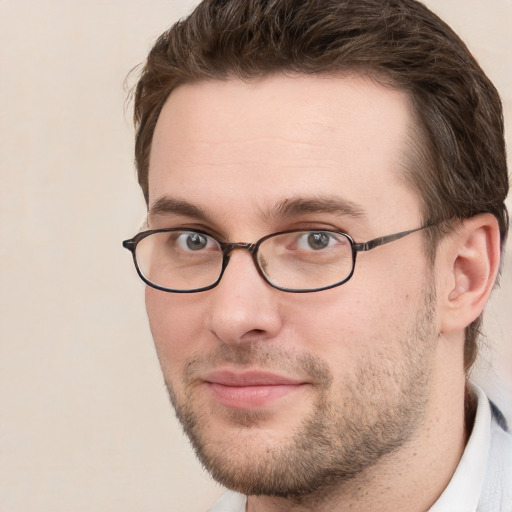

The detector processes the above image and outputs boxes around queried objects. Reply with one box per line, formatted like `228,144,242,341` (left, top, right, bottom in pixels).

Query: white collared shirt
207,385,512,512
430,385,511,512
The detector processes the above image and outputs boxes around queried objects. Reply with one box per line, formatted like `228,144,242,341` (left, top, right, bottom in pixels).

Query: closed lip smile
201,369,309,409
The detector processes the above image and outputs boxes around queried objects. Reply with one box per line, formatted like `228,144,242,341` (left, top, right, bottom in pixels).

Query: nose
207,249,283,344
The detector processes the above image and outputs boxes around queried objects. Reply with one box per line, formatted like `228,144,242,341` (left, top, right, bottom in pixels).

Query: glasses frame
123,225,432,294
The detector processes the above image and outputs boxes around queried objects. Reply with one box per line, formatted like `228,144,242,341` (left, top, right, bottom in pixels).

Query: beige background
0,1,510,511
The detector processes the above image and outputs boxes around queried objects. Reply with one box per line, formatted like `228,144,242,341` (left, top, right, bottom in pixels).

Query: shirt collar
428,384,491,512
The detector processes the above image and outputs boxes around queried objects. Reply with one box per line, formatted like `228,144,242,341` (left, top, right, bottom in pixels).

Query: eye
295,231,340,251
175,232,216,251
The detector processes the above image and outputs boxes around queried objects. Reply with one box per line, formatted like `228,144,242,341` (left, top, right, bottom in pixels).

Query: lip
202,370,308,409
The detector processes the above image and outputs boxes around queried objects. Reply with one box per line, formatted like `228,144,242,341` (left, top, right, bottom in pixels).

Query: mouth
202,369,309,409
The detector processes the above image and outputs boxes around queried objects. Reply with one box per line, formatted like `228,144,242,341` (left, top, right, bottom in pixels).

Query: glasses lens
258,231,354,290
135,230,223,291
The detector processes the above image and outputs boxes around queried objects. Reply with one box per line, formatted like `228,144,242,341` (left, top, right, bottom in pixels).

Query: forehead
149,74,421,233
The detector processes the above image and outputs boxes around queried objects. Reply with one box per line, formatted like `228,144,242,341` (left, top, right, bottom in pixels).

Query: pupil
187,233,207,250
308,232,330,250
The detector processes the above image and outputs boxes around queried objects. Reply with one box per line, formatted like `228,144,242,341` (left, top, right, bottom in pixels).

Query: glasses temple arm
352,225,433,252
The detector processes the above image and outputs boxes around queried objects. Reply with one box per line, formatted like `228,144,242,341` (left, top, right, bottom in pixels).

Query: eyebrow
149,197,213,222
269,196,367,222
149,194,367,225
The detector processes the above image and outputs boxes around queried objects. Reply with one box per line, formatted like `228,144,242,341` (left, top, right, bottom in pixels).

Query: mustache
182,342,333,388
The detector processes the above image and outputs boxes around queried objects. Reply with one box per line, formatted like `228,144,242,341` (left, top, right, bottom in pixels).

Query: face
145,74,440,497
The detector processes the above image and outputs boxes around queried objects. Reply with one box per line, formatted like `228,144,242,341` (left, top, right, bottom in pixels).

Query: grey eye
176,232,210,251
307,232,331,250
187,233,207,250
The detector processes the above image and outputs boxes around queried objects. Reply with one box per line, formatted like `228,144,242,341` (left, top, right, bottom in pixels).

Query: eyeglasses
123,225,432,293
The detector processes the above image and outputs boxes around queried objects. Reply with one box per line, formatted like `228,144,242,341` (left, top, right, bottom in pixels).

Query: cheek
286,272,424,361
283,291,370,366
353,252,429,319
145,287,206,371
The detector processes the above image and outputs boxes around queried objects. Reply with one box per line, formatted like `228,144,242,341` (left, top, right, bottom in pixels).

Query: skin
144,74,500,511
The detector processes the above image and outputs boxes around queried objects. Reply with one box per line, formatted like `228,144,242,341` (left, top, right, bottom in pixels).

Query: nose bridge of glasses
222,241,258,257
219,241,265,284
220,242,263,279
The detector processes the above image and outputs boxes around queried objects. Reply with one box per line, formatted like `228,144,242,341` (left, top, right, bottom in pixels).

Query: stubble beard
161,286,438,499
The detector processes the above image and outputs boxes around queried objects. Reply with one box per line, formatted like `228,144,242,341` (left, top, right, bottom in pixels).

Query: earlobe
440,214,501,334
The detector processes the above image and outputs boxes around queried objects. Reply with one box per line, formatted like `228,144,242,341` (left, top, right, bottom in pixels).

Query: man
123,0,511,510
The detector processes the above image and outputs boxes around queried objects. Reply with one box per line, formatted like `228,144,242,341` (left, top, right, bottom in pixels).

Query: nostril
238,328,272,345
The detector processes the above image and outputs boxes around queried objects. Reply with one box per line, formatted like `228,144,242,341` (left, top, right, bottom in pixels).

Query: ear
439,214,501,334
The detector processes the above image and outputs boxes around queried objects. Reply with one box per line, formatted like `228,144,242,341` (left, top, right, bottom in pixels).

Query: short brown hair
133,0,509,371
